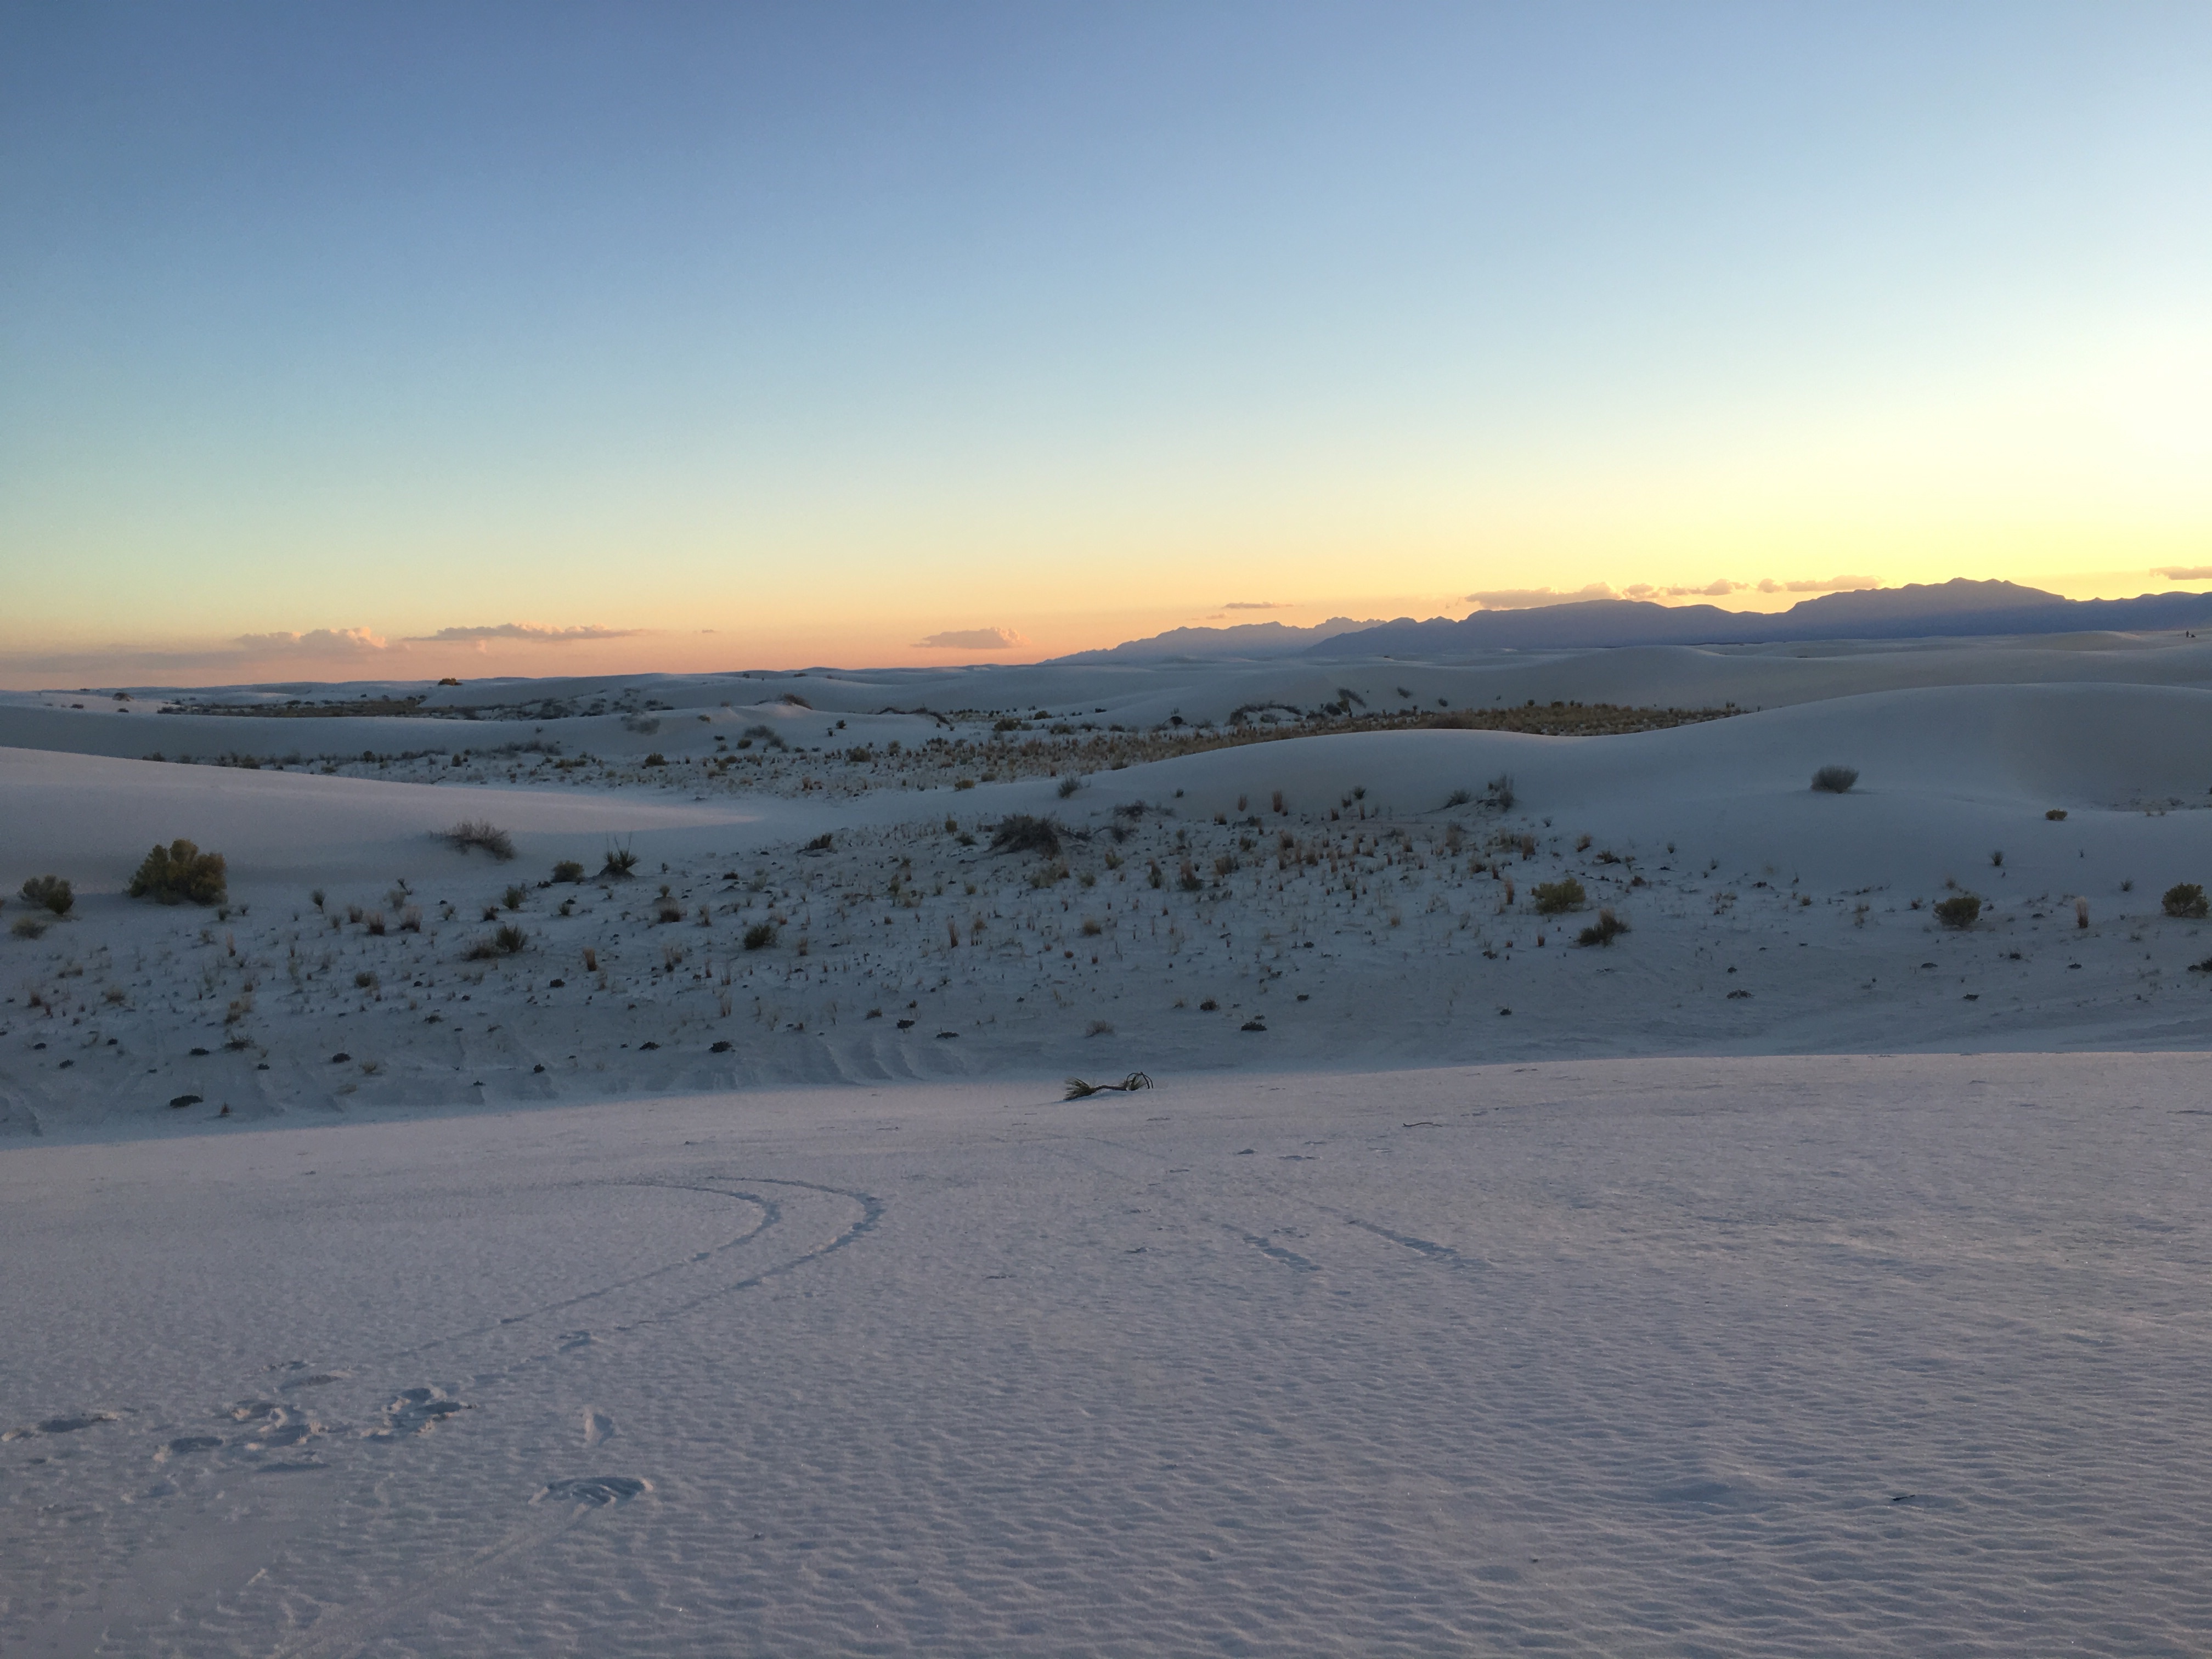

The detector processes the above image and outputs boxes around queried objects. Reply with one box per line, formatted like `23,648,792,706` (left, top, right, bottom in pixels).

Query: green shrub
503,885,526,911
990,814,1064,857
743,921,777,951
600,843,639,879
1532,877,1586,915
1576,908,1629,947
128,839,227,906
20,876,72,916
2162,883,2209,919
552,860,585,883
494,923,528,954
1934,893,1982,929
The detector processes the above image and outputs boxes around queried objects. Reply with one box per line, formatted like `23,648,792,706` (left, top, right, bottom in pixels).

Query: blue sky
4,2,2208,681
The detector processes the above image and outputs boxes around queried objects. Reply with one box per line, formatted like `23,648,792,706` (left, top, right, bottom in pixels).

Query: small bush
1576,907,1629,947
11,915,48,940
1444,787,1473,808
1934,893,1982,929
1811,765,1859,794
1531,877,1586,915
552,860,585,883
1486,773,1515,811
990,814,1064,857
656,898,683,923
490,923,528,954
804,833,834,852
445,820,515,860
600,843,639,879
2162,883,2209,919
641,752,667,767
503,885,526,911
128,839,227,905
2046,808,2068,821
743,921,777,951
20,876,72,916
354,970,378,990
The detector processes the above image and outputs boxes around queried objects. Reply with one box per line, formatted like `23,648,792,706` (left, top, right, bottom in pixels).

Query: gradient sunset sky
4,2,2208,684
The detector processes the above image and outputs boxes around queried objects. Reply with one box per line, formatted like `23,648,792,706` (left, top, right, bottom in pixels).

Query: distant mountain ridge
1052,617,1385,663
1300,580,2212,656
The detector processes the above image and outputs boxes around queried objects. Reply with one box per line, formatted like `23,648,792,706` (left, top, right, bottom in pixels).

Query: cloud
232,627,392,656
1757,574,1882,594
915,627,1029,651
1221,601,1289,611
2155,566,2212,581
404,622,640,645
1464,583,1617,611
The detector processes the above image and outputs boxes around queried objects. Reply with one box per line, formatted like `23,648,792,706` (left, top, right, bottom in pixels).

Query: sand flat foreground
4,1053,2208,1656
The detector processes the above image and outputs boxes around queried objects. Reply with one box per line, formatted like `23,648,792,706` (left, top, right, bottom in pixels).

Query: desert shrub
494,923,528,954
656,898,683,923
1990,850,2004,867
2046,808,2068,821
1577,907,1629,947
552,860,585,883
1531,877,1586,915
503,885,526,911
641,752,667,767
1934,893,1982,929
354,970,378,990
1486,773,1515,811
600,843,639,879
20,876,72,916
743,921,777,951
1178,860,1203,891
128,839,227,905
1811,765,1859,794
1444,787,1473,808
1058,776,1082,798
445,820,515,860
11,915,48,939
990,814,1063,857
1081,916,1103,936
2162,883,2209,919
804,833,833,851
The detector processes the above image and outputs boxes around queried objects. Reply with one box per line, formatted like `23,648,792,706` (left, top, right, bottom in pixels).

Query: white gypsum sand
4,631,2212,1652
4,1057,2211,1655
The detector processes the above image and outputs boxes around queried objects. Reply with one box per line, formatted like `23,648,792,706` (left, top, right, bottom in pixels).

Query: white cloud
915,627,1029,650
404,623,639,645
1758,574,1882,594
1464,583,1617,611
232,627,392,656
2154,566,2212,582
1221,601,1290,611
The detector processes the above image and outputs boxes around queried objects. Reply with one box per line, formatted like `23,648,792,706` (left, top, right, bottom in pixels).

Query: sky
3,1,2209,685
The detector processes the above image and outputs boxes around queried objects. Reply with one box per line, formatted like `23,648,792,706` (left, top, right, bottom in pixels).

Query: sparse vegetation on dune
20,876,72,916
444,820,516,860
1811,765,1859,794
128,840,227,905
2162,883,2208,919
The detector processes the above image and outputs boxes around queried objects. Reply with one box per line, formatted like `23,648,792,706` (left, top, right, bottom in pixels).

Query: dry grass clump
1576,907,1629,947
990,814,1065,857
1531,877,1586,915
1064,1072,1153,1099
600,843,640,879
552,860,585,883
743,921,777,951
1811,765,1859,794
20,876,72,916
2162,883,2209,919
128,839,227,905
464,923,530,960
11,915,49,940
445,820,515,860
1934,893,1983,929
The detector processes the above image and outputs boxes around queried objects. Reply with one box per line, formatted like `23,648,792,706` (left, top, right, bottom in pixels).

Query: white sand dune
5,1054,2211,1655
8,635,2212,1653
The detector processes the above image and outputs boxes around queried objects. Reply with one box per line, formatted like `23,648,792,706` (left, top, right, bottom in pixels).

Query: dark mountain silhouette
1301,580,2212,656
1053,617,1384,663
